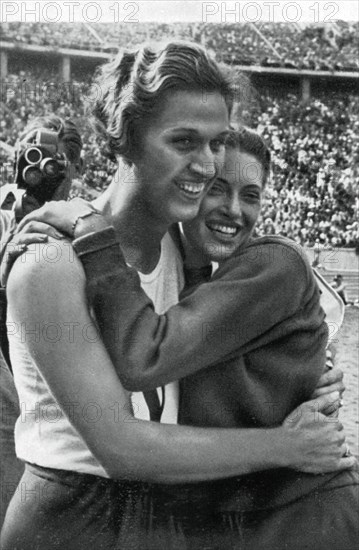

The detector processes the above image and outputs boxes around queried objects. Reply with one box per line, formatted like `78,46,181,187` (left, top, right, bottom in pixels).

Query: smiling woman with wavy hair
1,43,356,550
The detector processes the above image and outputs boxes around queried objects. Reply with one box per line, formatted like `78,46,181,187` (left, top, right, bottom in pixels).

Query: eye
242,191,262,203
173,137,194,151
210,138,225,154
208,181,226,195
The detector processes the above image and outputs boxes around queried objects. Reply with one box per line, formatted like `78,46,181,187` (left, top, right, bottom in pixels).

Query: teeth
178,182,205,194
208,223,237,235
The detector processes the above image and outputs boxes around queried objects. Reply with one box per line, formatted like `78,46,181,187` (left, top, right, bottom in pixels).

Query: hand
1,222,66,287
17,198,99,238
311,367,345,400
280,392,356,474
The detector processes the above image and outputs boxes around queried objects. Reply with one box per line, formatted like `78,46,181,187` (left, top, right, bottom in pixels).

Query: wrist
73,227,126,285
266,427,293,469
73,226,119,257
73,212,110,240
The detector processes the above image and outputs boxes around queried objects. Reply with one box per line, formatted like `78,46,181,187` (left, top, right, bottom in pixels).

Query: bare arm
10,204,325,392
7,241,354,481
74,229,324,391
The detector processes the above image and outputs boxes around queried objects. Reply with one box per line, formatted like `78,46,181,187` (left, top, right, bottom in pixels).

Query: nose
189,145,217,180
223,193,243,222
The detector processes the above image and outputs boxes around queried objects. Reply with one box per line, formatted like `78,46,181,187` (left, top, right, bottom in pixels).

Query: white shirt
8,231,183,476
132,232,184,424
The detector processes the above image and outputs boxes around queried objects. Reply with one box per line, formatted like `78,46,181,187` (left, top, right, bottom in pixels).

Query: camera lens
41,158,60,179
23,165,43,187
24,147,42,165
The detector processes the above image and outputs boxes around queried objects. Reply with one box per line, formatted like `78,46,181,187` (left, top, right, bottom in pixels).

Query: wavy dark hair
92,41,235,162
225,127,271,186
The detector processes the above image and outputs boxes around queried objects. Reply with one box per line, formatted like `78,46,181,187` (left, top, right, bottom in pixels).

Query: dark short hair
92,41,235,162
225,127,271,186
20,115,82,164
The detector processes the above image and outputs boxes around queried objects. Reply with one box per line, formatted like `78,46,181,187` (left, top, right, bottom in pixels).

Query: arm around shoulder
4,240,286,483
79,235,313,391
5,240,348,482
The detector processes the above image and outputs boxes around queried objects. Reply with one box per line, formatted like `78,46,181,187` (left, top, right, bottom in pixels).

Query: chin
174,205,201,224
205,242,234,263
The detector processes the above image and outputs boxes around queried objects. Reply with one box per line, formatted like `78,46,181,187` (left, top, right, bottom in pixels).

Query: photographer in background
0,115,83,528
1,114,83,235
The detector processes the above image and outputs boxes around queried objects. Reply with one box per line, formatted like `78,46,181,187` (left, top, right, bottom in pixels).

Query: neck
179,225,211,269
93,162,167,273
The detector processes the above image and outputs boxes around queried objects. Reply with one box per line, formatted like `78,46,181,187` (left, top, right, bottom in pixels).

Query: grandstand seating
0,23,358,249
1,22,358,71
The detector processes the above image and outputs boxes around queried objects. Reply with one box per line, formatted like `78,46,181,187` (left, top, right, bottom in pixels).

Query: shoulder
245,235,308,257
215,235,313,292
7,239,86,312
227,235,309,269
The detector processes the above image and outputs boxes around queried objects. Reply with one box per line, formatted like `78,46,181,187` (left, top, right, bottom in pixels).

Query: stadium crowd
250,92,359,248
1,21,358,71
202,22,359,71
0,22,358,248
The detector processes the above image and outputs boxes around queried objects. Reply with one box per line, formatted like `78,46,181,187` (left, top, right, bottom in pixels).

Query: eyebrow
243,183,262,189
167,128,200,134
213,178,262,189
214,176,229,185
166,129,229,137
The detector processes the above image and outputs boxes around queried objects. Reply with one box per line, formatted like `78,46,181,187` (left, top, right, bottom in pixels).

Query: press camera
14,129,68,204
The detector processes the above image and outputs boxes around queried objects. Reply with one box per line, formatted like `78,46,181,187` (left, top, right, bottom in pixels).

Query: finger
3,243,28,259
325,349,334,370
319,398,342,416
341,443,352,457
336,422,344,433
16,207,49,232
316,368,344,388
2,236,48,263
15,222,64,240
327,343,337,360
311,381,345,398
17,199,96,236
337,456,358,470
17,200,71,231
302,391,341,413
13,233,50,246
1,247,27,286
326,409,340,419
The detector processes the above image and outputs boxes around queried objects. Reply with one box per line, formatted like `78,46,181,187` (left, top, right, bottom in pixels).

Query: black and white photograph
0,1,358,548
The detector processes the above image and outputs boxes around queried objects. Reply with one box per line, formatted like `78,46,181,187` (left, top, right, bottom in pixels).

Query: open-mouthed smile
206,221,240,238
175,180,207,199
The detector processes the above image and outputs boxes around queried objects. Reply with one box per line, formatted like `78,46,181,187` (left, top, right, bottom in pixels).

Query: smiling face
132,90,229,227
182,147,264,264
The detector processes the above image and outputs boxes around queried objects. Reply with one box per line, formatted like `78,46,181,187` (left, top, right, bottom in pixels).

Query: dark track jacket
73,229,344,512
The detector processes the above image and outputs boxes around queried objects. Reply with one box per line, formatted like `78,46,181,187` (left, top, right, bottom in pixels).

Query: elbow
101,456,139,481
98,446,166,484
104,462,162,483
121,367,159,392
